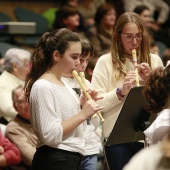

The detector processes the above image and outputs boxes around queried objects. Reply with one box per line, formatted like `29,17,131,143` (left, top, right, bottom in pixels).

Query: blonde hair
111,12,151,80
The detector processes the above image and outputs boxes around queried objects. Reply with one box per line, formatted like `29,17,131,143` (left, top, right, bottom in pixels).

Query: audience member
52,5,85,34
125,0,170,47
133,5,154,43
133,4,170,48
0,48,31,125
91,12,164,170
123,0,170,27
6,85,37,169
78,0,105,29
52,0,86,32
0,129,21,169
86,2,117,57
106,0,125,18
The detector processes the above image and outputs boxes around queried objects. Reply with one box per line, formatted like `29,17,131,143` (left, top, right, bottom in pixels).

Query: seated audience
86,2,117,57
6,85,37,169
52,4,85,33
52,5,84,33
78,0,105,29
0,48,31,124
124,0,169,28
131,2,170,47
0,129,21,169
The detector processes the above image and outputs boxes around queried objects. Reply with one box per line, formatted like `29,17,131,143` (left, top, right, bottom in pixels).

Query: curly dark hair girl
143,64,170,114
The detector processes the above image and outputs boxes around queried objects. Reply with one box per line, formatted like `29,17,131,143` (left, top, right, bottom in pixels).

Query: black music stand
105,86,156,146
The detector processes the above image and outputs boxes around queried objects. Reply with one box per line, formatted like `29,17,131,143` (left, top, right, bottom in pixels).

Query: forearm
61,111,86,136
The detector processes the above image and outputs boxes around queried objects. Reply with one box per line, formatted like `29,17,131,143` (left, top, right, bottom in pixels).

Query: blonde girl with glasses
91,12,164,170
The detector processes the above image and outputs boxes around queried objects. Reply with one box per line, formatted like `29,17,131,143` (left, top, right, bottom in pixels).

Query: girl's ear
53,50,60,61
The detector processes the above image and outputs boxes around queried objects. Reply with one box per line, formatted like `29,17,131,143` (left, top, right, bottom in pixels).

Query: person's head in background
24,28,81,101
133,5,154,44
12,85,30,120
150,41,159,56
85,57,98,82
162,48,170,67
95,2,117,34
143,64,170,114
76,33,94,73
59,0,78,8
134,5,151,28
112,12,150,79
53,5,81,32
4,48,31,81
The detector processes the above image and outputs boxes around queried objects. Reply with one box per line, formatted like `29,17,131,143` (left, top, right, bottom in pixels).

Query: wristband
116,88,125,98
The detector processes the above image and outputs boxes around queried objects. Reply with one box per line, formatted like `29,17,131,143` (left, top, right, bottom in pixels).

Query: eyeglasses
121,33,143,41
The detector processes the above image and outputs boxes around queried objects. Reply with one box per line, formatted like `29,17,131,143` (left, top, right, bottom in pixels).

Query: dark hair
53,5,79,29
60,0,69,6
143,65,170,114
134,5,150,15
24,28,80,101
162,49,170,67
77,33,94,58
95,2,115,26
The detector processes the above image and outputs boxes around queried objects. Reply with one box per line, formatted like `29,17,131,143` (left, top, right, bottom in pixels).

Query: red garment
0,131,21,166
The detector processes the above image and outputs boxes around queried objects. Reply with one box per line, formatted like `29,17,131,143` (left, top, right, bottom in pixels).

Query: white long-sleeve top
62,77,101,155
144,108,170,145
91,53,164,139
30,79,86,155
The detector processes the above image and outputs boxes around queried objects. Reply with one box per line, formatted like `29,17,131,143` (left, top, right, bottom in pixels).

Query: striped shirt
30,79,85,154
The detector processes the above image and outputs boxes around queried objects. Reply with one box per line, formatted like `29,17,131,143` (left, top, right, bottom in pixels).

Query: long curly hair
143,64,170,114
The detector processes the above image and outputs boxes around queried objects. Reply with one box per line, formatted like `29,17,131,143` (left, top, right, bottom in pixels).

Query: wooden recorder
72,70,105,123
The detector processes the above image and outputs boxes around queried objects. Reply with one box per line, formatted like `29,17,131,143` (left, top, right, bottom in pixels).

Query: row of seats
0,7,49,47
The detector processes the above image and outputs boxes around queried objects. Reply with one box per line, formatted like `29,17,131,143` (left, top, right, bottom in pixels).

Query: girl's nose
132,38,138,47
75,58,80,66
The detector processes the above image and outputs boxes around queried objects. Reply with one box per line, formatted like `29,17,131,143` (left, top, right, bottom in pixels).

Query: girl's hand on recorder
80,100,105,119
80,88,103,107
136,63,151,81
121,71,136,96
